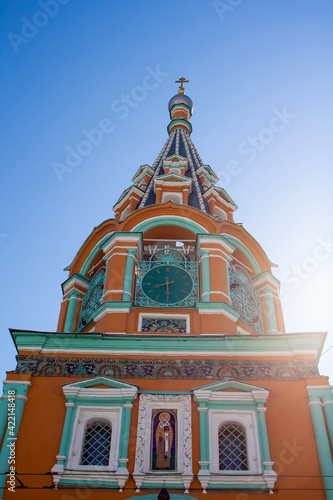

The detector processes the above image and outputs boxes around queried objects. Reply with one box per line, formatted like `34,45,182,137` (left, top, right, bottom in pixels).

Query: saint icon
151,410,177,470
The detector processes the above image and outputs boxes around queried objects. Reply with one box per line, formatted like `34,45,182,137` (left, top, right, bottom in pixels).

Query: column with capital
307,387,333,500
122,248,137,302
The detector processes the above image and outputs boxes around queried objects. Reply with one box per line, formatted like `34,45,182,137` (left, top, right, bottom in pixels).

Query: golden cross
175,77,189,94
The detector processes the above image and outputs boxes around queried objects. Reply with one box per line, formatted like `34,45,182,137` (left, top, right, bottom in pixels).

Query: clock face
141,265,193,304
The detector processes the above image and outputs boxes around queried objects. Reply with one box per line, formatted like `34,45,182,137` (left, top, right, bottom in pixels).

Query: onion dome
167,77,193,135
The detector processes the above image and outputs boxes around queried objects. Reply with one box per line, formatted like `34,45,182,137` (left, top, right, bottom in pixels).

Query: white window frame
67,406,121,472
209,410,261,475
133,394,193,493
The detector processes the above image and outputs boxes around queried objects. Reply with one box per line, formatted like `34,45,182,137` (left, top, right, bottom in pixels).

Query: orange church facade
0,82,332,500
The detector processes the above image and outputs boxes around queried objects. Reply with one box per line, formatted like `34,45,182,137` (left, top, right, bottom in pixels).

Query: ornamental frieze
15,355,319,380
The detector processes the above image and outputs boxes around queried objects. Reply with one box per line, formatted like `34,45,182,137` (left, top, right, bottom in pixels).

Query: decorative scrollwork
229,265,264,334
78,267,106,331
151,248,185,265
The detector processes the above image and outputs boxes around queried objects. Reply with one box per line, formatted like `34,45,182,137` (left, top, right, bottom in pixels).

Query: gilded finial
175,77,189,94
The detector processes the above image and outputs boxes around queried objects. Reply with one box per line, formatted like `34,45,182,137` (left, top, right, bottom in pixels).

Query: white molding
161,192,183,204
133,394,193,491
102,235,142,255
112,186,144,212
63,386,137,399
252,271,280,292
209,409,261,475
196,237,235,255
130,215,208,234
93,306,131,321
202,187,236,210
196,307,238,322
63,276,90,295
306,385,333,390
17,347,320,357
66,405,121,472
194,390,269,403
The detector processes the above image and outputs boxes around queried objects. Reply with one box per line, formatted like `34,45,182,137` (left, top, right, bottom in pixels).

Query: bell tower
1,80,332,499
56,79,283,339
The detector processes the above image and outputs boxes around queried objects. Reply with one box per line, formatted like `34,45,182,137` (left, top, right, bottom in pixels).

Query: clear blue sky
1,0,332,383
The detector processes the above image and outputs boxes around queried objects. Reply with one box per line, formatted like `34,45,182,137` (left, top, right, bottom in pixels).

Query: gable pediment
62,376,139,398
192,379,270,403
132,164,154,184
193,379,269,393
154,173,192,185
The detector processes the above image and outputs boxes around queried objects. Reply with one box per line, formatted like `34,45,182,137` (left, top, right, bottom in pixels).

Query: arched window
81,420,112,466
218,423,248,471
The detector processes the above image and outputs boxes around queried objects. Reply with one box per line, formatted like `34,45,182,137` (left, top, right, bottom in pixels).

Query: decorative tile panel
141,318,187,333
15,355,319,380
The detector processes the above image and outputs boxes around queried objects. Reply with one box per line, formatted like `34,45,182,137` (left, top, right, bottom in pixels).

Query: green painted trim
132,216,208,235
169,102,192,117
80,234,115,275
196,301,240,320
64,294,79,333
10,330,326,358
205,401,258,411
91,300,132,320
214,186,238,208
118,403,132,462
200,249,211,303
224,235,261,273
127,495,198,500
324,404,333,450
256,409,272,465
68,290,81,299
192,379,270,392
308,402,333,498
139,482,184,489
206,483,267,490
264,291,278,334
196,233,236,252
57,399,75,462
59,479,119,488
61,273,91,294
307,387,333,400
198,405,209,466
113,186,131,206
100,231,143,253
63,376,138,390
139,391,191,394
122,248,137,302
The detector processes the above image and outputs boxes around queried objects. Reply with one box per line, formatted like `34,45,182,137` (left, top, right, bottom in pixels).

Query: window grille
81,420,111,466
78,266,106,331
218,423,248,471
229,265,264,334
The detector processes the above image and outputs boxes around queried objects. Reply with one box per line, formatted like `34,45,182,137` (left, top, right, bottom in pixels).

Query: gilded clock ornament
135,248,199,308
